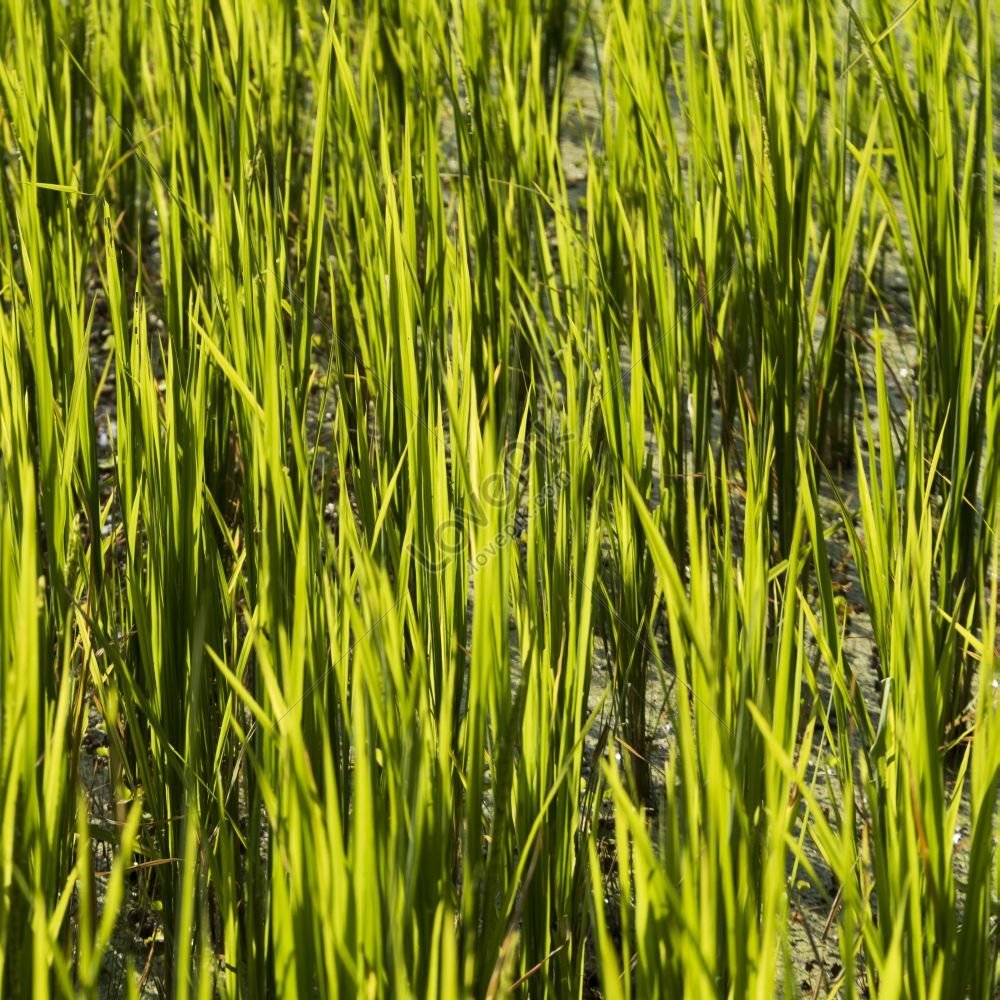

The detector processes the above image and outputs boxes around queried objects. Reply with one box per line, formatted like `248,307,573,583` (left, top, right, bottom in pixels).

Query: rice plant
0,0,996,997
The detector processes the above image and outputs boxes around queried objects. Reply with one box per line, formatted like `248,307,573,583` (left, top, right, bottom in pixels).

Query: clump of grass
0,0,996,996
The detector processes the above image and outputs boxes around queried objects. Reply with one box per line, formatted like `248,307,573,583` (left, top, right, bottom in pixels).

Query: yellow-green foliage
0,1,996,997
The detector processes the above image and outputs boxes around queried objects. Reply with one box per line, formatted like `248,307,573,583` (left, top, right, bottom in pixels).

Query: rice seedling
847,0,998,734
0,0,996,996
